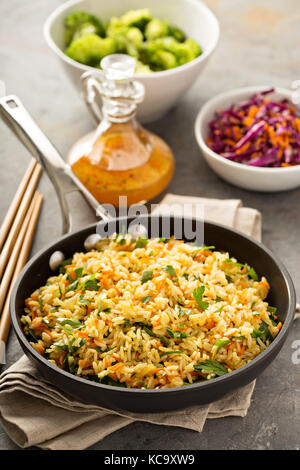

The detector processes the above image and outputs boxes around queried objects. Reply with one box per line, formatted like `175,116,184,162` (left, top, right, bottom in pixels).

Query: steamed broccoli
145,19,169,40
140,39,178,70
106,20,143,58
153,50,177,70
135,60,153,74
168,24,186,42
63,8,202,74
106,16,127,38
184,38,202,58
65,34,116,65
64,11,105,45
73,22,102,41
120,8,152,30
126,27,143,46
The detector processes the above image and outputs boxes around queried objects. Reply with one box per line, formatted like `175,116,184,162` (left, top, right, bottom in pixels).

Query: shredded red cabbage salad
206,89,300,167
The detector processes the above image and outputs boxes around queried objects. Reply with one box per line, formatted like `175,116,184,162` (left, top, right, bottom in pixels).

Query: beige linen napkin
0,195,262,450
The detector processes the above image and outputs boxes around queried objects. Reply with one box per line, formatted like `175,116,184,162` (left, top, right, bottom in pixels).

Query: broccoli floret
144,19,169,40
120,8,152,30
170,38,201,65
73,22,101,41
151,50,178,71
65,34,116,65
168,24,186,42
63,8,202,72
154,50,177,70
106,16,127,38
141,36,201,67
140,40,178,70
135,60,153,74
126,27,143,46
64,11,105,45
139,37,177,63
184,38,202,58
108,25,143,58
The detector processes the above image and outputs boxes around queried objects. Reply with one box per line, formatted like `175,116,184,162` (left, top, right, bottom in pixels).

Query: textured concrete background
0,0,300,450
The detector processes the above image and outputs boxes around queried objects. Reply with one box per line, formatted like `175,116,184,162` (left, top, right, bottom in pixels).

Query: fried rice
21,235,282,389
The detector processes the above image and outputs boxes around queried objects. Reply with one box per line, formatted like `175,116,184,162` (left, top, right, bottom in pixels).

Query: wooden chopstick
0,191,39,313
0,191,43,358
0,159,37,252
0,162,42,279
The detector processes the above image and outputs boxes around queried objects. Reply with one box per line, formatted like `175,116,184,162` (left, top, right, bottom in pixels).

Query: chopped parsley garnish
58,283,62,298
267,306,277,316
141,270,153,284
193,286,209,310
247,267,258,281
80,275,100,291
251,321,273,343
66,280,79,293
166,327,189,340
224,258,244,268
38,296,43,311
59,258,73,274
163,265,176,277
79,295,91,306
158,237,168,243
67,267,83,283
194,360,228,376
141,295,152,304
53,341,68,351
160,350,185,357
267,306,278,326
215,338,230,354
224,259,258,281
135,237,148,249
142,326,170,347
58,318,83,328
177,305,190,318
25,326,38,342
214,306,224,314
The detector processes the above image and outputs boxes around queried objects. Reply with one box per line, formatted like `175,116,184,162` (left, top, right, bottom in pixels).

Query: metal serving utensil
0,95,115,269
0,95,147,268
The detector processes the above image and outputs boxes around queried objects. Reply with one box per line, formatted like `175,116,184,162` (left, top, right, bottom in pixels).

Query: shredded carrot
101,277,110,290
59,353,66,366
68,267,77,281
149,368,163,375
206,319,216,330
31,317,43,329
36,344,44,355
109,362,124,372
74,329,88,338
79,359,92,368
43,329,53,339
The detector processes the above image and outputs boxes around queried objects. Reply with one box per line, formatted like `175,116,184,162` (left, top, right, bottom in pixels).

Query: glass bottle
67,54,175,207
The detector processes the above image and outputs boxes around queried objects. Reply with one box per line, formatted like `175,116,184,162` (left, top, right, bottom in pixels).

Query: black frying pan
0,96,296,413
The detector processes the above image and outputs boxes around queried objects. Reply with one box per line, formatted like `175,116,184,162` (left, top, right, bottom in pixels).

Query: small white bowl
44,0,219,123
195,86,300,192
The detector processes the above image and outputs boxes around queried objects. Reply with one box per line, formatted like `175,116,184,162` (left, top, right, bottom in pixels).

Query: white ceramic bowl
44,0,219,123
195,86,300,192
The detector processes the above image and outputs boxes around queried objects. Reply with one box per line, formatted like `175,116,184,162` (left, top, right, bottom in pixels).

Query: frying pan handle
0,95,112,233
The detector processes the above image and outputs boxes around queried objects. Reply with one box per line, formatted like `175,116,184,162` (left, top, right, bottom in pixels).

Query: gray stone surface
0,0,300,450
